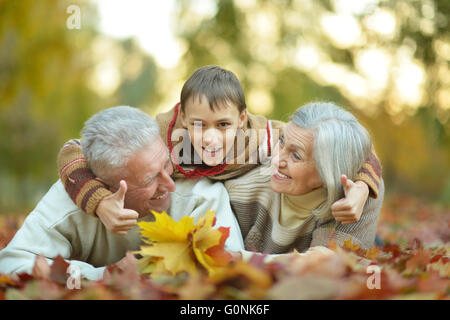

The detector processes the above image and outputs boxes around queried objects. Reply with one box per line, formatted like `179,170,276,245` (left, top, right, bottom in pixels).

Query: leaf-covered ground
0,195,448,300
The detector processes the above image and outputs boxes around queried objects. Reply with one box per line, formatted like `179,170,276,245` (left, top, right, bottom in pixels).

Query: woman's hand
96,180,139,235
331,175,369,224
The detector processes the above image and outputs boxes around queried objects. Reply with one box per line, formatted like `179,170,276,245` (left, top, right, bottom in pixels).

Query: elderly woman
225,101,384,254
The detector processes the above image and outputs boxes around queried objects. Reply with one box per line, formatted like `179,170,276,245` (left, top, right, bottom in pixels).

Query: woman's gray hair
290,102,372,218
81,106,160,183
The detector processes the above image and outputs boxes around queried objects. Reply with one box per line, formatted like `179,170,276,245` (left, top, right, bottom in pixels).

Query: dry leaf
136,209,231,277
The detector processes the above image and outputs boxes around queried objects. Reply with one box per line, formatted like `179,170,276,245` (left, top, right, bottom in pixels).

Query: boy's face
181,95,247,167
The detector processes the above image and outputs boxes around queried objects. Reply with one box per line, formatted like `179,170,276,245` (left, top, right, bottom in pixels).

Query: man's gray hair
290,102,372,218
81,106,160,182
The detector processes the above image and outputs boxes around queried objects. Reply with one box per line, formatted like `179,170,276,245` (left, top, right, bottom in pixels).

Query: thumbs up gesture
331,175,370,225
96,180,139,235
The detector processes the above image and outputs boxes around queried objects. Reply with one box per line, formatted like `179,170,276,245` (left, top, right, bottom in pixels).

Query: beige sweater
224,163,385,253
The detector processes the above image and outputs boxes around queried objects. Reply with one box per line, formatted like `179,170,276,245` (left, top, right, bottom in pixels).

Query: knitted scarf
156,103,285,181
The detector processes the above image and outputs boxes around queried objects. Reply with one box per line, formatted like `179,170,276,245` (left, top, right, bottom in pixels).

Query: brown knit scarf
156,103,284,181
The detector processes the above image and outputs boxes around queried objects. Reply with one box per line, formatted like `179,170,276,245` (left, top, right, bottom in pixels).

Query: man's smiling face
115,137,176,217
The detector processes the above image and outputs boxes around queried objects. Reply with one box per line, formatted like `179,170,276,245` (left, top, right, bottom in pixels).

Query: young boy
58,65,382,236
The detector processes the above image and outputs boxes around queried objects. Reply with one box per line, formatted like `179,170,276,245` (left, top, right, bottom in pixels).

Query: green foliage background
0,0,449,213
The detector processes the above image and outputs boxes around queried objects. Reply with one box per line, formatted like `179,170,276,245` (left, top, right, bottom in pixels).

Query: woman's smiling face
270,122,323,195
181,95,247,167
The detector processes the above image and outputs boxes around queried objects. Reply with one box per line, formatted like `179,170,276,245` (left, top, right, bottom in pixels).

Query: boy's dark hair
180,65,247,113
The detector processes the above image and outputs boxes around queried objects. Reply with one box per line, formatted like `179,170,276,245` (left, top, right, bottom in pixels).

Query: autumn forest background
0,0,449,217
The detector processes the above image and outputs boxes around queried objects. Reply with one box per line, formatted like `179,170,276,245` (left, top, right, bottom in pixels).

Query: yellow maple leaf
138,213,195,244
136,210,232,278
192,209,224,274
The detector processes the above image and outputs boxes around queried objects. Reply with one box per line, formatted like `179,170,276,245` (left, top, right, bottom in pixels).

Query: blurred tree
113,39,160,110
0,0,448,212
174,0,450,202
0,0,160,211
0,0,101,210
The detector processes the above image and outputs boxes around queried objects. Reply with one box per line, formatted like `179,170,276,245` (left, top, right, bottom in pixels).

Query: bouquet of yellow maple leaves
135,209,233,278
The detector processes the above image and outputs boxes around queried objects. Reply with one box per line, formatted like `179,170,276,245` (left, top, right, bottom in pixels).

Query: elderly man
0,106,244,280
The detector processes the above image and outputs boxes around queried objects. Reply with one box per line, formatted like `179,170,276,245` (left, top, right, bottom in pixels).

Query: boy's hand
331,175,369,225
96,180,139,235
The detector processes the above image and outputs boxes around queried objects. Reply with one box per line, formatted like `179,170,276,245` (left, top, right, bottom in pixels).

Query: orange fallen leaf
365,247,380,260
0,274,17,287
405,248,432,272
343,238,360,252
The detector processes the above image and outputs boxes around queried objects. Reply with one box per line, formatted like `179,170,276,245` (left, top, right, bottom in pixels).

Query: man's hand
96,180,139,235
331,174,369,225
32,255,51,279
